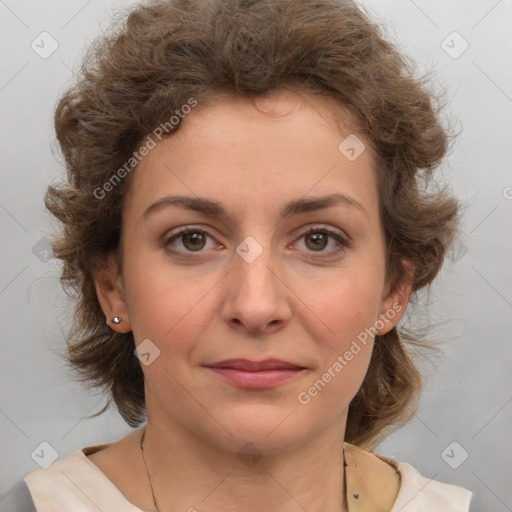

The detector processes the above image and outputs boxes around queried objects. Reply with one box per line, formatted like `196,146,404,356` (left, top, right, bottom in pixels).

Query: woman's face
104,89,408,454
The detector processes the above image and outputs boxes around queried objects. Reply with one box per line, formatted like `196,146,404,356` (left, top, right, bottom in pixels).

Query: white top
21,443,473,511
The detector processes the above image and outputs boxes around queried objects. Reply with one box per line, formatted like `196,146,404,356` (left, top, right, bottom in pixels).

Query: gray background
1,0,511,510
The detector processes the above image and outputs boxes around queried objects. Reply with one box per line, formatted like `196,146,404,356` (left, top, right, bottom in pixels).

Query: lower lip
205,367,305,388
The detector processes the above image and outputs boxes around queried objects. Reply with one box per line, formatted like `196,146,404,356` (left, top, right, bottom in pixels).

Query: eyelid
163,223,350,257
292,225,350,258
162,226,220,253
297,224,350,244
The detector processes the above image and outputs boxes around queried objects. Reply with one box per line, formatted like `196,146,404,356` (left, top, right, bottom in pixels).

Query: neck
140,417,349,512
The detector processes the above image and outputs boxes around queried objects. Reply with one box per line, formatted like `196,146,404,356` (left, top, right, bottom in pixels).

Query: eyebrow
143,192,367,221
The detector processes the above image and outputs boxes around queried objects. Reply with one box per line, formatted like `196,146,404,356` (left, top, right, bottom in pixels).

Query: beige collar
344,443,401,511
83,441,401,511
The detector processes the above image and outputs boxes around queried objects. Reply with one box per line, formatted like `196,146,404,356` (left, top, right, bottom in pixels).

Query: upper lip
204,358,305,371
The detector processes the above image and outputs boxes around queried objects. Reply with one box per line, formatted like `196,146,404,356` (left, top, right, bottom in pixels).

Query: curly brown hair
45,0,459,451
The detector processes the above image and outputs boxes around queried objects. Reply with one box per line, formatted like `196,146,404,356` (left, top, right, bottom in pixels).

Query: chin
203,403,312,455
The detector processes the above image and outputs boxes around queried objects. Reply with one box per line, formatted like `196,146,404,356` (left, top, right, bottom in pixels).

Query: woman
7,0,473,510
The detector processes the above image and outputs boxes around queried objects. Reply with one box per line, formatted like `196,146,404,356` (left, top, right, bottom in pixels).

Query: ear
92,251,132,333
375,260,414,336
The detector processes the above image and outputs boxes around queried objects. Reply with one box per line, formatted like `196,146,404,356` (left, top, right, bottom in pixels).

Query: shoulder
2,448,99,512
343,443,473,512
19,432,148,512
392,460,473,512
20,442,137,511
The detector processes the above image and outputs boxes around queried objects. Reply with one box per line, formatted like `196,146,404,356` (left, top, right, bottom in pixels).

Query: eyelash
163,225,350,259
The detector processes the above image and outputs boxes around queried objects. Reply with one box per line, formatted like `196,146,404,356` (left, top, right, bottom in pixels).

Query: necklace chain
140,426,161,511
140,425,350,512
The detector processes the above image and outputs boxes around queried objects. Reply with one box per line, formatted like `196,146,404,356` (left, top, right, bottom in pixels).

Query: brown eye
182,232,207,251
304,231,329,251
164,228,215,253
294,227,350,258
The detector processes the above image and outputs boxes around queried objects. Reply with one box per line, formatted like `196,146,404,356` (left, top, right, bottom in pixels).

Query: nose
220,241,293,336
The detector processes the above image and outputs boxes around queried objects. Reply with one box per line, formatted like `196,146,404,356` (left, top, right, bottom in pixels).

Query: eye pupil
183,232,205,250
306,232,327,251
167,227,345,257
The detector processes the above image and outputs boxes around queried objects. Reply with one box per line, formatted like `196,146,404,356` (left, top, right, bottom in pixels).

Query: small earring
112,316,122,324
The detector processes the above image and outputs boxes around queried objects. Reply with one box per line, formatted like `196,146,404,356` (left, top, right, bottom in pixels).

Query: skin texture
92,89,410,512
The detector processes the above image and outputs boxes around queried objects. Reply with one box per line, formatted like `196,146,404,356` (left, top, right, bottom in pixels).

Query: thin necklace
140,425,350,512
140,426,160,511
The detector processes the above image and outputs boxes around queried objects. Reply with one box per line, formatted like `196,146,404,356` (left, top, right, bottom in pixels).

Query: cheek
296,274,380,413
124,266,215,403
122,250,221,349
307,269,384,347
298,268,384,404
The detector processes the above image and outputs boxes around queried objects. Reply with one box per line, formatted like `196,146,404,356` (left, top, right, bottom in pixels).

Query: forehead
124,90,378,222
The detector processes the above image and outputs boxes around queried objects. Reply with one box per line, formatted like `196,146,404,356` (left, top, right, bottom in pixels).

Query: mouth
203,358,307,389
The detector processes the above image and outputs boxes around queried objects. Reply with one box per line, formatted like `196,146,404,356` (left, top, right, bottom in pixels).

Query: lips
205,358,305,371
204,359,307,388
